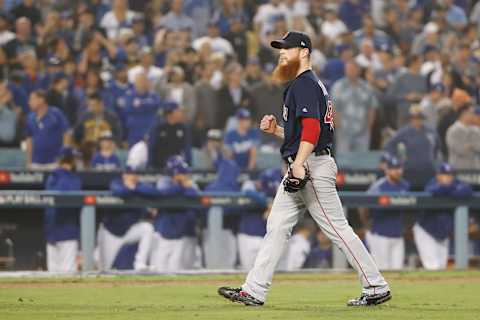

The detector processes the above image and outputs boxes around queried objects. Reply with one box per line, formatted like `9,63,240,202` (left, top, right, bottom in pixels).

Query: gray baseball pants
241,154,389,302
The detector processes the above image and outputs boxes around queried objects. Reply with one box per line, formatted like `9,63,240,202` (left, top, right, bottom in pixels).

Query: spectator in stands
353,14,391,47
91,131,121,171
73,92,123,164
157,66,196,124
77,32,119,75
149,101,190,169
332,60,378,153
46,72,79,126
321,44,354,88
224,108,259,170
44,147,82,272
124,72,162,147
443,0,468,30
414,163,472,270
192,62,218,147
355,39,381,70
420,83,449,131
0,13,15,47
321,8,348,42
437,88,472,158
3,17,36,64
244,58,263,87
158,0,195,36
98,166,157,271
385,105,440,186
126,134,149,170
250,67,283,124
131,14,151,48
151,155,199,272
339,0,370,32
25,90,70,170
253,0,289,31
192,21,234,56
0,82,18,147
446,105,480,170
224,15,248,66
387,54,427,128
10,0,41,28
216,63,254,130
100,0,136,40
128,46,165,88
104,63,133,128
360,156,409,270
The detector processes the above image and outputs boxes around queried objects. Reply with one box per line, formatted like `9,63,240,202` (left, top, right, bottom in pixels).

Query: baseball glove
283,165,310,193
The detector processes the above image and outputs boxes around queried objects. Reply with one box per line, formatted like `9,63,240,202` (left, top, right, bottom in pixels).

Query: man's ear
300,48,310,59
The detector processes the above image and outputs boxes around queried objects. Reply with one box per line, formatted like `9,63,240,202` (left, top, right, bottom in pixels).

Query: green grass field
1,271,479,320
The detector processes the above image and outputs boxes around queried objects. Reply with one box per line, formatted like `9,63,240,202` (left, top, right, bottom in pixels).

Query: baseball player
97,166,157,271
150,156,199,272
414,163,472,270
238,168,282,269
361,156,410,270
218,31,390,307
44,147,82,272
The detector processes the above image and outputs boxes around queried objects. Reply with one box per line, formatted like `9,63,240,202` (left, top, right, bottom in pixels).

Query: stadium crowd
2,0,480,272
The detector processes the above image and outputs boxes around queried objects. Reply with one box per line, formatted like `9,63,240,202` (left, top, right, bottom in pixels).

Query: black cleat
218,287,264,306
347,291,392,306
218,287,241,300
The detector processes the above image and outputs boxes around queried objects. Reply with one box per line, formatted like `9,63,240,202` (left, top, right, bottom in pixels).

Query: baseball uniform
241,68,389,303
365,174,410,270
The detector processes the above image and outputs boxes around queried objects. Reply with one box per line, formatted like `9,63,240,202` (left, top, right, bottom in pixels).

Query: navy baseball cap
271,31,312,53
438,163,453,174
379,152,392,164
431,83,445,92
386,156,403,169
124,165,137,174
57,147,80,161
236,108,251,119
163,101,180,113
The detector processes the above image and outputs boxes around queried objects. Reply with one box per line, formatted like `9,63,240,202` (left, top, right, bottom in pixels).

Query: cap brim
271,40,291,50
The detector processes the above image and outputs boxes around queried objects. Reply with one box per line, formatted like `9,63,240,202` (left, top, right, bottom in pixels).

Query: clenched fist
260,115,277,134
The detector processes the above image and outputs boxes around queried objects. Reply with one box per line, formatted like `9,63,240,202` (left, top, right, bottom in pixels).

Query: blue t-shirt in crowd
26,106,69,164
124,89,162,147
224,128,260,169
368,177,410,238
91,152,122,171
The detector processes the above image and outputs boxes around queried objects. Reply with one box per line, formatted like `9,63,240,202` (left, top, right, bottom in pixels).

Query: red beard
272,56,300,83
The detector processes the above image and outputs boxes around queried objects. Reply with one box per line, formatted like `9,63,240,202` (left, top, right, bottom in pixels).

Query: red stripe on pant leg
308,178,373,288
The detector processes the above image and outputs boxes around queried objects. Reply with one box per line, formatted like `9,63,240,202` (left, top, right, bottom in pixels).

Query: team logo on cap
283,104,288,122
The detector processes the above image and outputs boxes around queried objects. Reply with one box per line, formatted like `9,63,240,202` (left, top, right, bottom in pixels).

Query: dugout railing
0,190,474,271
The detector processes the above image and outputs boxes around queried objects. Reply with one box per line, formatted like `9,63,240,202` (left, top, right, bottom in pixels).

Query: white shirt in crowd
192,36,234,56
100,10,136,39
321,19,348,41
128,65,165,87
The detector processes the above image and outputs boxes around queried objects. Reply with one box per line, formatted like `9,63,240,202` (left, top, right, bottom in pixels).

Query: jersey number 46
324,99,334,130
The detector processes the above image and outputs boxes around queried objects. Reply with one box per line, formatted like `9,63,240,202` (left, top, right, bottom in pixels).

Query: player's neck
295,62,311,78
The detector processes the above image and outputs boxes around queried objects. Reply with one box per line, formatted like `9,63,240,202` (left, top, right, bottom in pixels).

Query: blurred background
0,0,480,273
